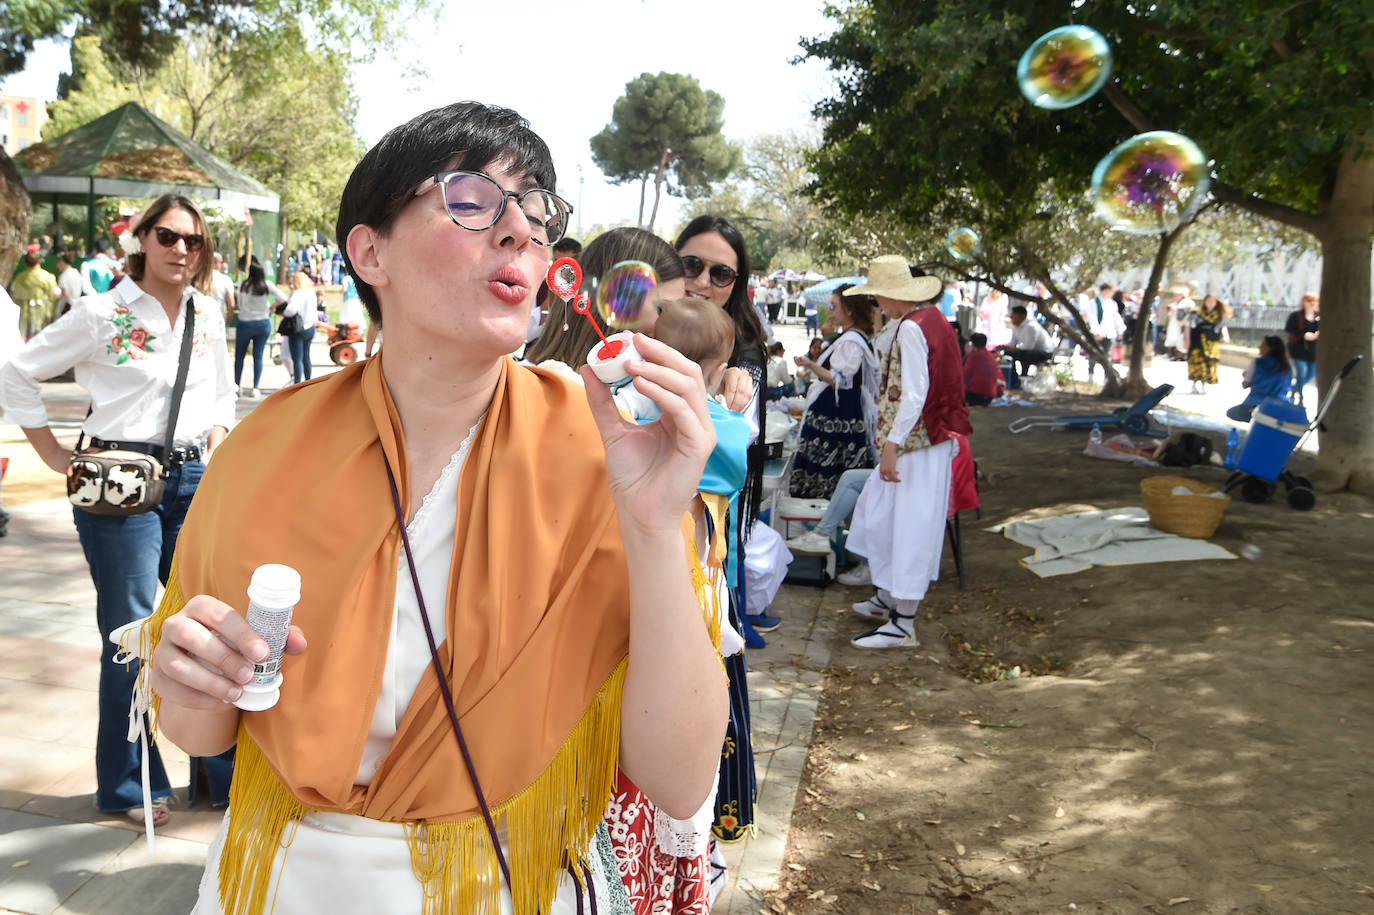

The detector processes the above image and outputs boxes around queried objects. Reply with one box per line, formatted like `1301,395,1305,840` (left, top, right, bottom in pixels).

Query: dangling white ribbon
110,617,156,852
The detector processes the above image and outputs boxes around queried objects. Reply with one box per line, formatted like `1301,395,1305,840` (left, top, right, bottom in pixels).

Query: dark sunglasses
151,226,206,253
681,254,738,288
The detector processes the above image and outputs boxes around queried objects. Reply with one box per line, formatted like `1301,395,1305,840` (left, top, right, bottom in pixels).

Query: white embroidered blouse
0,276,236,446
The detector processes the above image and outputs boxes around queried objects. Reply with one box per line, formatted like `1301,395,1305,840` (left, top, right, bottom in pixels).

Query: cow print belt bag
67,301,195,517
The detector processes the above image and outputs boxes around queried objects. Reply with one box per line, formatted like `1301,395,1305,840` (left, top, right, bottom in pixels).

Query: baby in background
651,297,736,399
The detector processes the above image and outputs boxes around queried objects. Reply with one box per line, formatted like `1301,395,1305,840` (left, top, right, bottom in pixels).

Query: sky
1,0,841,238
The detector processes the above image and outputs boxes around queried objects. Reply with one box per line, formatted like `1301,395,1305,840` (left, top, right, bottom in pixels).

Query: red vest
905,307,973,444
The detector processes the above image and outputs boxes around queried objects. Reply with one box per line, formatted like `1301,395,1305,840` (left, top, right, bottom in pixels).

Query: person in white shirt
1000,304,1055,388
0,193,235,826
234,262,287,396
209,252,236,320
55,252,85,318
281,271,319,384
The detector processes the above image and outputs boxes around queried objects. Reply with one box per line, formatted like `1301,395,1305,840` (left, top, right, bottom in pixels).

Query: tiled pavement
0,336,829,914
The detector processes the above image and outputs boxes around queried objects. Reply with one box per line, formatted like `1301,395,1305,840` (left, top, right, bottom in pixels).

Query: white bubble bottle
234,563,301,712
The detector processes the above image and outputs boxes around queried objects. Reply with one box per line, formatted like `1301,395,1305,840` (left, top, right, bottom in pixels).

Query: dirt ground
768,392,1374,915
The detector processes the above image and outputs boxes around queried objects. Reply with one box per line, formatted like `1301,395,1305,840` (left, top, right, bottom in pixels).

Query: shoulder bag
67,301,197,516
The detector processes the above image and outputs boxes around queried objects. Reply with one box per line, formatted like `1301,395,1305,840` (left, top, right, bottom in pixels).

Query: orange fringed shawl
146,356,657,914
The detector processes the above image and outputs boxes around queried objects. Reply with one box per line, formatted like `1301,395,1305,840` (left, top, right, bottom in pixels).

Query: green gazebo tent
15,102,280,274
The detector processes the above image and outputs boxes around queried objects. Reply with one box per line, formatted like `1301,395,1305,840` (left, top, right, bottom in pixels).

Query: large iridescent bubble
1017,25,1112,110
596,260,660,329
1091,131,1211,235
946,227,981,260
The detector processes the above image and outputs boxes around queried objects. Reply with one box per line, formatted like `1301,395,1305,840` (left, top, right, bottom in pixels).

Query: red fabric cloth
947,432,979,515
905,308,974,443
605,770,712,915
962,347,1003,398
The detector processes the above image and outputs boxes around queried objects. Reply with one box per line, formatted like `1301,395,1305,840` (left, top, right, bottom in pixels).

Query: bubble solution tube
234,564,301,712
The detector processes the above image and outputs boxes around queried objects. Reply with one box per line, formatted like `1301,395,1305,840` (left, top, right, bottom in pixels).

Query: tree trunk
637,176,648,228
1311,142,1374,494
647,145,671,232
1025,259,1125,397
0,149,33,281
1125,225,1186,399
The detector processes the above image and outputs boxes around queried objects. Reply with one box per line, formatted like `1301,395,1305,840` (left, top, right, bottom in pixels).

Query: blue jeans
805,314,819,335
234,318,271,388
73,459,204,811
815,468,873,537
1292,359,1316,403
288,327,315,383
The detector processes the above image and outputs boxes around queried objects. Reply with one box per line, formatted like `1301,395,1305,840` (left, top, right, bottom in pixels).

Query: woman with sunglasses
139,102,726,914
0,194,235,828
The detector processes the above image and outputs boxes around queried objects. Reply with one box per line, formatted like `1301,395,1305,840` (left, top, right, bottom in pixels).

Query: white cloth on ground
987,507,1235,577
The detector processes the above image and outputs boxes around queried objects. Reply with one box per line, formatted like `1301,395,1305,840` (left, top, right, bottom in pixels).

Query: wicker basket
1141,475,1230,539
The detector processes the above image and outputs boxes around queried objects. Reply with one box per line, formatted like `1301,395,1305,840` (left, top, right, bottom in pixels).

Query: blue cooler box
1237,397,1308,481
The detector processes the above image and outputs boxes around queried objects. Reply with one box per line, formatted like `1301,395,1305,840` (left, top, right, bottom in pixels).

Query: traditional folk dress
847,308,972,600
787,328,879,499
139,356,717,915
1187,307,1225,384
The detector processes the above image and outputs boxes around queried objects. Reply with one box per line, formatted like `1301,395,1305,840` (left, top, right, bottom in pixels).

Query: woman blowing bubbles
144,102,727,914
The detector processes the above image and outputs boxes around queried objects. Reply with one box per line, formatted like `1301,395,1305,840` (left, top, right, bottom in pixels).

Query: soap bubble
547,257,582,300
595,260,660,329
946,227,981,260
1091,131,1211,235
1017,25,1112,110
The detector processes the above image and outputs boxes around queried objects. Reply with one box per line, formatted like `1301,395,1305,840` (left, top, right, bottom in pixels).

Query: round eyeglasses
413,170,572,247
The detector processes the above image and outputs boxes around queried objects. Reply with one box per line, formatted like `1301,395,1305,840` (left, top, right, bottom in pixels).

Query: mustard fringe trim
141,558,187,731
689,533,723,660
215,659,627,915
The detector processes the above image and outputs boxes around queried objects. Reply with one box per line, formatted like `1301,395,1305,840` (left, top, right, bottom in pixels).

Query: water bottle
1224,428,1240,470
1089,423,1102,445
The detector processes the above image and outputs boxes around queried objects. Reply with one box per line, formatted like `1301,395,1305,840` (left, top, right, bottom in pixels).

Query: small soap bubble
1018,25,1113,110
1240,544,1262,561
1091,131,1211,235
547,257,582,300
596,260,660,329
946,227,981,260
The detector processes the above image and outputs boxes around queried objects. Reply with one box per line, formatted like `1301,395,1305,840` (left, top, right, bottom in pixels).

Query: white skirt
846,439,955,601
192,808,614,914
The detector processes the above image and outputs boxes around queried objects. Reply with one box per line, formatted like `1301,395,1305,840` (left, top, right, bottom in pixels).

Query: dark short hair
93,238,111,254
553,237,582,258
1099,283,1114,291
971,332,988,348
674,214,762,360
1011,304,1029,317
335,101,556,325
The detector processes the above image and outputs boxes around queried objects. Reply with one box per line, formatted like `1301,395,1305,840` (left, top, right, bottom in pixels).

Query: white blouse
0,276,235,447
355,419,480,784
236,284,287,323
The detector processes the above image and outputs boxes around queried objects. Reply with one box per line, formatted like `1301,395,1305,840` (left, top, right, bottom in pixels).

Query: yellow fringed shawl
145,356,715,914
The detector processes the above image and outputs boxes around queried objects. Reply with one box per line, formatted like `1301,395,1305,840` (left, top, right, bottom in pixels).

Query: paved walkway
0,335,830,914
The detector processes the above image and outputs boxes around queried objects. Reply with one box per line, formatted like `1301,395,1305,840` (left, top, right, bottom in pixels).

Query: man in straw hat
841,256,972,649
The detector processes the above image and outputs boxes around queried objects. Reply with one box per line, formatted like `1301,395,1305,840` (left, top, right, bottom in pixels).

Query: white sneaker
786,530,831,554
836,563,871,586
248,388,260,399
851,593,894,620
850,619,918,650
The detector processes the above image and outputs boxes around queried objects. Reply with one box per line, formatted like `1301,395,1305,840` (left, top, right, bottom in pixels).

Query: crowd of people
0,96,1333,915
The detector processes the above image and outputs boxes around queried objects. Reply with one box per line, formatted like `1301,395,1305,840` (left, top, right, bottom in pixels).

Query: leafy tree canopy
590,72,742,230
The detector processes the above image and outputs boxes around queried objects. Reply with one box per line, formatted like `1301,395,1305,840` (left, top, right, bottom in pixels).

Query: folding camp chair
1007,383,1174,437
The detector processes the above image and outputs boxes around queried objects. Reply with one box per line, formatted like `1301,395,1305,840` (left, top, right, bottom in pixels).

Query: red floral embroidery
115,305,130,315
111,335,124,349
129,328,149,347
605,770,711,915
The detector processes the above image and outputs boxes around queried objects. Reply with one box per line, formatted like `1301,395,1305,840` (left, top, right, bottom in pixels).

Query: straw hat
843,255,942,302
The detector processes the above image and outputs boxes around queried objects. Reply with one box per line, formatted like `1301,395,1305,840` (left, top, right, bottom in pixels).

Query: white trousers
846,439,955,601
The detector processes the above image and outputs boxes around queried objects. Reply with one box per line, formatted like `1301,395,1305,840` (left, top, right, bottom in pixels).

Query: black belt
88,437,202,465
